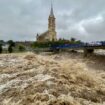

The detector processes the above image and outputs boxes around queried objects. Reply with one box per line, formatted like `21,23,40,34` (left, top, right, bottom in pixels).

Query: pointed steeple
50,1,54,17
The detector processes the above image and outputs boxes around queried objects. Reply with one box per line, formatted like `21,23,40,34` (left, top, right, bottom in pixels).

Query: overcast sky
0,0,105,42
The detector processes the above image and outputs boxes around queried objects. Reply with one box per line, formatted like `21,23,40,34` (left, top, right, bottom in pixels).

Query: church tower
48,2,57,41
36,1,57,42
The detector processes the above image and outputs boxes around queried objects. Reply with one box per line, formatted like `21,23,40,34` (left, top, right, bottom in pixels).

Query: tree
0,44,2,54
76,40,82,44
8,45,13,53
70,37,76,43
7,40,15,47
7,40,15,53
18,45,26,51
71,37,76,42
0,40,4,45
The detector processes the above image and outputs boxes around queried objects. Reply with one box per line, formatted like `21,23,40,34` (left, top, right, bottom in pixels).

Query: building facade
36,4,57,42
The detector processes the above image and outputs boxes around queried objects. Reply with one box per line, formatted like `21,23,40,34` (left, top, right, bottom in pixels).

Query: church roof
38,31,49,39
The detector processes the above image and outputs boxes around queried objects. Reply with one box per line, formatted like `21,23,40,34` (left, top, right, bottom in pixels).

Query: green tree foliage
70,37,76,43
7,40,15,47
7,40,16,53
32,41,50,48
8,45,13,53
18,45,26,51
0,40,4,45
0,44,2,54
32,38,82,49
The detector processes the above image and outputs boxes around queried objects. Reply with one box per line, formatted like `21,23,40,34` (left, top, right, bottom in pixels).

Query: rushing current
0,52,105,105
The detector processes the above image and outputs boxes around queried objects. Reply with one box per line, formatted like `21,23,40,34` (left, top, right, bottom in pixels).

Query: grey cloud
0,0,105,42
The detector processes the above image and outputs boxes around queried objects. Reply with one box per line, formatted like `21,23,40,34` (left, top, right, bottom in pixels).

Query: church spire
50,0,54,17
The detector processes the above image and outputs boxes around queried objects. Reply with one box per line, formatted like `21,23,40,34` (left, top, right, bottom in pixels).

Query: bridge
50,41,105,57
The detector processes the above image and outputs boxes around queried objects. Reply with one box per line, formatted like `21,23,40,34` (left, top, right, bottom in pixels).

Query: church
36,3,57,42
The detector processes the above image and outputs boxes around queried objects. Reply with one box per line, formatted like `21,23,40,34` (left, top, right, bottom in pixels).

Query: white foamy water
0,53,105,105
95,49,105,55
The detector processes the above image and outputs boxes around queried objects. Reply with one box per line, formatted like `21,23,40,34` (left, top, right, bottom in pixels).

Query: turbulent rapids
0,52,105,105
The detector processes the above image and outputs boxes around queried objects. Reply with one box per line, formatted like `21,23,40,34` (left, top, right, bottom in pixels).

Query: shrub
32,38,82,49
8,45,13,53
18,45,26,52
0,44,2,54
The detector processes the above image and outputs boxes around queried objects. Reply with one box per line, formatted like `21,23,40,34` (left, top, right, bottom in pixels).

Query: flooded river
0,52,105,105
